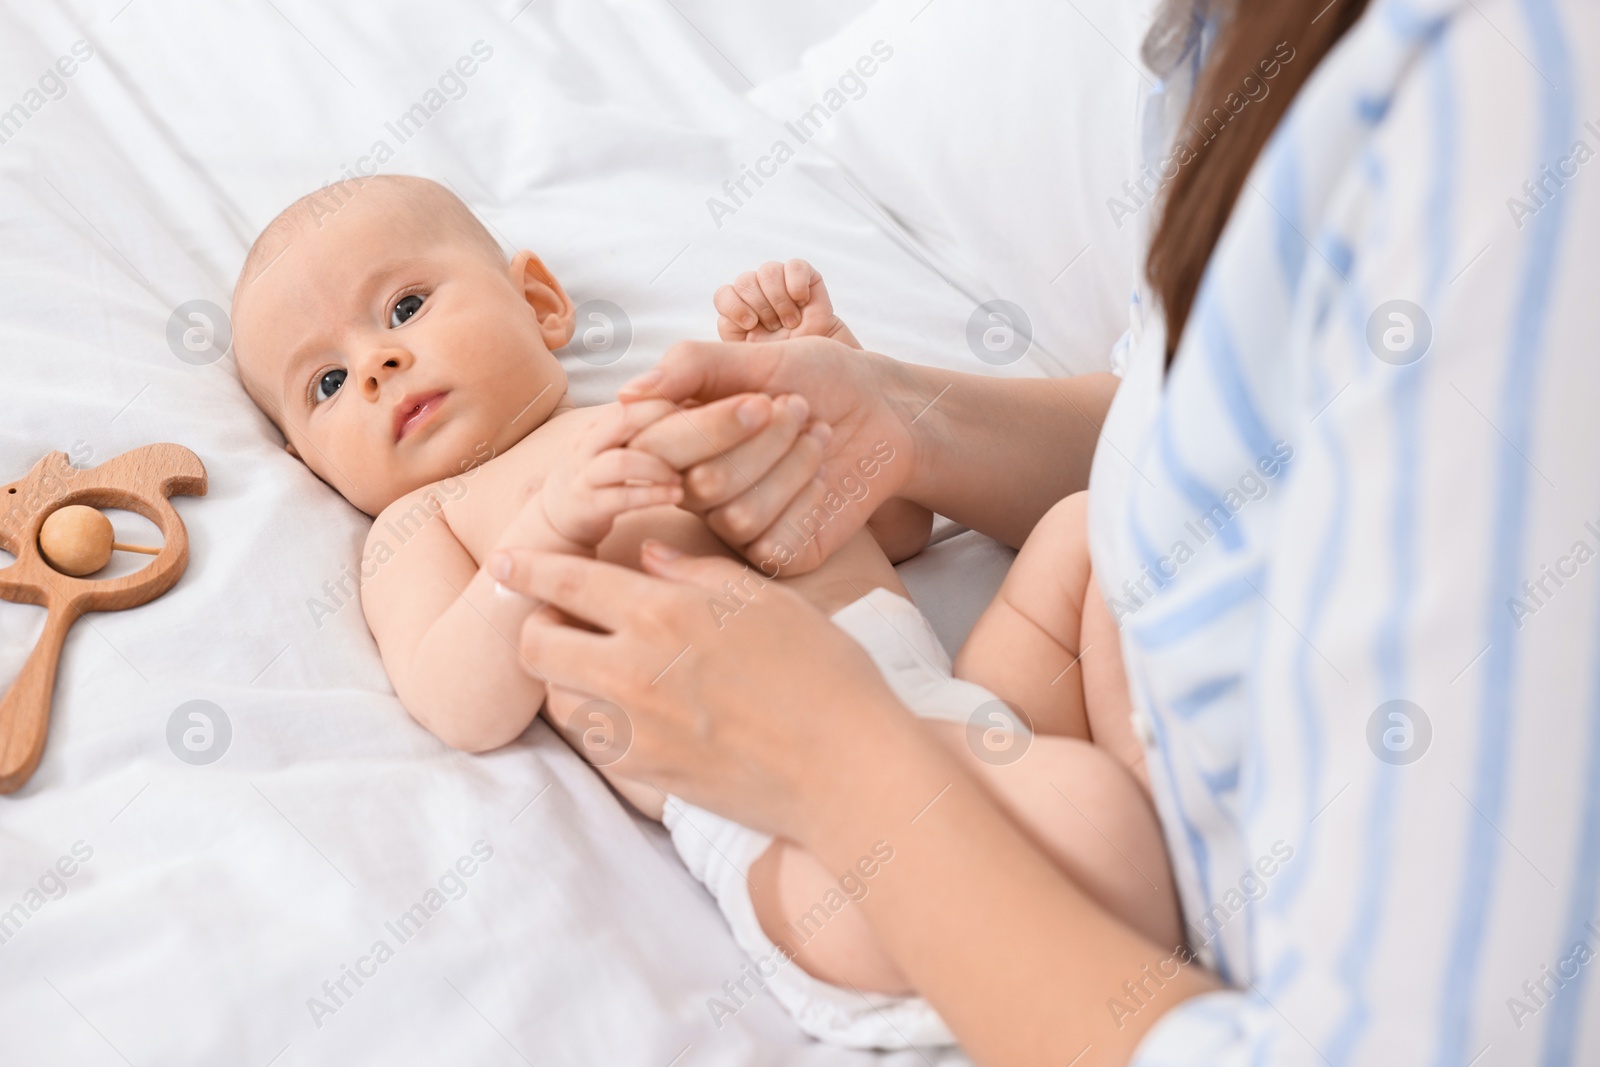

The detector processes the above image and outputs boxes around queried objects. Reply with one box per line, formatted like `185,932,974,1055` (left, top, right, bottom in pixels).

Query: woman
491,0,1600,1061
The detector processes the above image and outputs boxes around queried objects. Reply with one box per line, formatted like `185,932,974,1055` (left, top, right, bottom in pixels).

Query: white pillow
747,0,1152,374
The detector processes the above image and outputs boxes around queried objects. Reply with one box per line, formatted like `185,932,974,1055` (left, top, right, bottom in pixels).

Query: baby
232,175,1177,1048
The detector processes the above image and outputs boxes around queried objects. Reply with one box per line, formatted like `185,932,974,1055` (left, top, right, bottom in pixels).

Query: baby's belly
600,506,904,616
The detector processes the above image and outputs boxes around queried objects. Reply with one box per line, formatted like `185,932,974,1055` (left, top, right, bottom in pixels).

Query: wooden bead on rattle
37,504,160,577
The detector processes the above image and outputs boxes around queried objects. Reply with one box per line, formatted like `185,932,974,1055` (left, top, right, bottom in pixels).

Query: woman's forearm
896,367,1118,548
798,705,1216,1066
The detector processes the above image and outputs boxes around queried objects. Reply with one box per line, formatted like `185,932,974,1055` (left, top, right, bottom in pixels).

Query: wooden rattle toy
0,444,207,793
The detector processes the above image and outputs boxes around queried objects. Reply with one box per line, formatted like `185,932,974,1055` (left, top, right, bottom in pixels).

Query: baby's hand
535,401,684,550
714,259,860,349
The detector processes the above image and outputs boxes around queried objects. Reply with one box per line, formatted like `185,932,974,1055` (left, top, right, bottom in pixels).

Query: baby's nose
357,346,413,394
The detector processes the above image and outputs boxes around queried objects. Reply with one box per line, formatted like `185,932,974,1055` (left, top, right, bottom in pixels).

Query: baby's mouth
394,391,449,442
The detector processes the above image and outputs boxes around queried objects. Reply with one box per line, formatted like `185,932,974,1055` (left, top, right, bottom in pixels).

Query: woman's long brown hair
1144,0,1370,363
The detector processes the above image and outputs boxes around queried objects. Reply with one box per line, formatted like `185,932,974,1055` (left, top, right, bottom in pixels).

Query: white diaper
664,587,1015,1050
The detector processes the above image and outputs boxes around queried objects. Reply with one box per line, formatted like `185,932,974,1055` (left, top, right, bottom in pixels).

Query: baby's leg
749,722,1180,994
1078,565,1148,791
953,492,1095,739
953,491,1147,787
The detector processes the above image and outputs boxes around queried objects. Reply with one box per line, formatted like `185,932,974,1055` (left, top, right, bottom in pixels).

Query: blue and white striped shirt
1086,0,1600,1062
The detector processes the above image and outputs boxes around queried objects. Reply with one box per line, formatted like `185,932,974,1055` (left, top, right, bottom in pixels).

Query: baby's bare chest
422,404,729,569
431,408,600,562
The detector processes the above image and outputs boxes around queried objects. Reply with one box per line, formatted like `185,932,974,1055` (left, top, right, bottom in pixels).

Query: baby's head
233,176,576,516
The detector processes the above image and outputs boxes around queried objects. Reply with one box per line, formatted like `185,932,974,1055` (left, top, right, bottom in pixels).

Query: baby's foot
714,259,861,348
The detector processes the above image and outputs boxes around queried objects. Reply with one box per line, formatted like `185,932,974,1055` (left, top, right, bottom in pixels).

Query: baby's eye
314,368,347,403
390,293,425,327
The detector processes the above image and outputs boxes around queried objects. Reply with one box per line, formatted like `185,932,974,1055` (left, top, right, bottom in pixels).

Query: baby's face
233,189,575,516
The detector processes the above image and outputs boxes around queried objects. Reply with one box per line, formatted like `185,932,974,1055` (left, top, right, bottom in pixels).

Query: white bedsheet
0,2,1055,1063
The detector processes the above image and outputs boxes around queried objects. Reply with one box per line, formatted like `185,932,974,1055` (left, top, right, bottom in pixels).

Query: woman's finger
627,392,773,469
705,424,830,549
525,595,596,636
514,549,762,697
491,549,664,634
515,607,626,690
680,394,808,511
617,340,786,404
758,261,802,330
740,465,852,575
579,396,678,457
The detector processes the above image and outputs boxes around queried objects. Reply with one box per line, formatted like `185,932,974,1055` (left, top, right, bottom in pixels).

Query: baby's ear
510,250,576,350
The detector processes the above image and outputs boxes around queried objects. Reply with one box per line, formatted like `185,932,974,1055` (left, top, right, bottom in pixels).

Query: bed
0,0,1147,1062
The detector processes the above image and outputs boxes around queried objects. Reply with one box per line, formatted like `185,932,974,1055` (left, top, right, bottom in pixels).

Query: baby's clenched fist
532,402,684,551
713,259,860,348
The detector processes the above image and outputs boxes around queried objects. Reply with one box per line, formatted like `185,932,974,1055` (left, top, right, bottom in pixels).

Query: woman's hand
625,340,1121,555
622,337,931,574
489,536,1217,1067
489,539,914,841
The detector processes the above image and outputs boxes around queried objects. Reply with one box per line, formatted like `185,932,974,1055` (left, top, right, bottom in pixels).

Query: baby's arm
361,490,547,752
362,403,684,752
